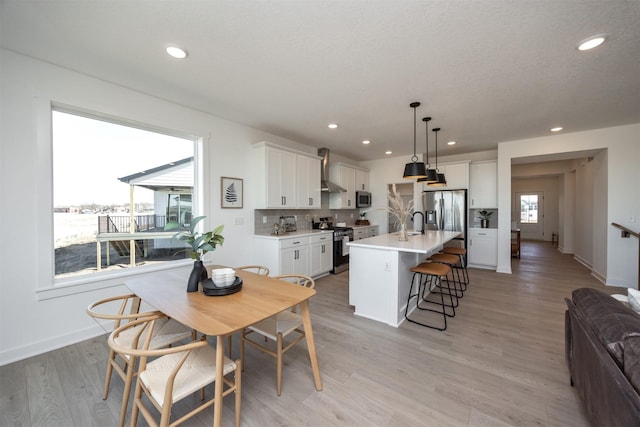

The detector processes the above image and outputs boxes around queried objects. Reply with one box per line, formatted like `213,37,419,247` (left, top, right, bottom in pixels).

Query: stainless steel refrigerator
423,189,467,252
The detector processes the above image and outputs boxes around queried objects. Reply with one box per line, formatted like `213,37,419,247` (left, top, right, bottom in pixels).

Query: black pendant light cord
410,102,420,162
423,117,431,165
433,127,440,171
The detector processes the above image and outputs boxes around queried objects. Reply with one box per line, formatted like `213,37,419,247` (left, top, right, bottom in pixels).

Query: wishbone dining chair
240,274,315,395
87,293,194,427
108,313,241,427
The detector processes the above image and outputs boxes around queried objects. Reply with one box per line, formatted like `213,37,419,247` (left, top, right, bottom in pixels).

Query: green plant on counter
478,210,493,220
165,216,224,260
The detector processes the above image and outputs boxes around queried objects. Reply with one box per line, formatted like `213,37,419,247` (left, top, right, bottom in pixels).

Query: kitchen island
347,230,461,327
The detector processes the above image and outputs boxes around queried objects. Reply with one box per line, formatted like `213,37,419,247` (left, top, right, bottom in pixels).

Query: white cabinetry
309,234,333,277
297,155,321,208
253,232,333,278
330,163,368,209
354,228,368,240
423,161,469,191
280,237,309,276
469,161,497,208
355,169,369,191
252,142,321,209
468,228,497,269
353,225,379,240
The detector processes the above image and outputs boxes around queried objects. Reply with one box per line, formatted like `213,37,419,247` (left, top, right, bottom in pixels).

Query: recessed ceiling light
328,123,338,129
447,141,456,146
362,140,371,145
550,127,563,132
385,150,392,155
166,46,188,59
578,34,607,51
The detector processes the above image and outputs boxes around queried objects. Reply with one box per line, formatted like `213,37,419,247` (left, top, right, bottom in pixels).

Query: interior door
514,191,545,240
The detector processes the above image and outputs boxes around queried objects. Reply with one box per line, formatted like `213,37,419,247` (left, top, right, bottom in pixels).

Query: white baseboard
0,323,108,366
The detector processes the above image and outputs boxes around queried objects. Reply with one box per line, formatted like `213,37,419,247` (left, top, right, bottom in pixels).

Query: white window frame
35,99,205,300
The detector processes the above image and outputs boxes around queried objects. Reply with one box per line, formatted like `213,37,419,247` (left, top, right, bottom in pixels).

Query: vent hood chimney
318,148,346,192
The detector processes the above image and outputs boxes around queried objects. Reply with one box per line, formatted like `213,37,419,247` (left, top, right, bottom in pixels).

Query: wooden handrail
612,222,639,289
612,222,640,239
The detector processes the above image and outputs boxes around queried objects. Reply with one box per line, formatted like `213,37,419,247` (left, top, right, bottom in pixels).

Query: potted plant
165,216,224,292
356,211,370,225
478,210,493,229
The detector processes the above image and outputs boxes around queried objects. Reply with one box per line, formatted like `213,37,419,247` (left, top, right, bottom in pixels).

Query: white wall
0,49,326,365
497,124,639,289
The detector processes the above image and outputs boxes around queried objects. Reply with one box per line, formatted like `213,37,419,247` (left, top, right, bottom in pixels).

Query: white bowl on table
211,268,236,287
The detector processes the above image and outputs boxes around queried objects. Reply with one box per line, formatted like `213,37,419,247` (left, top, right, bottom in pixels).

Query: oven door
332,234,353,273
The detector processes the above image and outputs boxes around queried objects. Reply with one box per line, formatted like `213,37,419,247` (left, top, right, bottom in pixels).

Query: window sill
36,259,192,301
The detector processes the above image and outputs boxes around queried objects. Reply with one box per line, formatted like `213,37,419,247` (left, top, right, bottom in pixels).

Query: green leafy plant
165,216,224,260
478,210,493,220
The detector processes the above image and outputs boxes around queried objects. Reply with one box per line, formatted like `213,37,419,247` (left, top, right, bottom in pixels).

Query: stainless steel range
313,218,354,274
331,226,354,274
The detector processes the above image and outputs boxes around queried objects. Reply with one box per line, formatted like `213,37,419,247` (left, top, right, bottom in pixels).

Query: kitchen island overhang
347,230,461,327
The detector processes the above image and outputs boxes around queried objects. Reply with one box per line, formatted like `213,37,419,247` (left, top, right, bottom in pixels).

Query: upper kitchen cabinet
297,154,321,209
252,142,321,209
329,163,368,209
422,161,469,191
469,160,497,208
355,169,369,192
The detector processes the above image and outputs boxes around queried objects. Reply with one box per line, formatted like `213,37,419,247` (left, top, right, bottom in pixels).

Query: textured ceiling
2,0,639,161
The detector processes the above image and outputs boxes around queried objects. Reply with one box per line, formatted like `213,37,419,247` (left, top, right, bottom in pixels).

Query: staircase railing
612,222,640,288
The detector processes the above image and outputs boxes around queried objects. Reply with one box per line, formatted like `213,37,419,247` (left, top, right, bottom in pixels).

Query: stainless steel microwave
356,191,372,208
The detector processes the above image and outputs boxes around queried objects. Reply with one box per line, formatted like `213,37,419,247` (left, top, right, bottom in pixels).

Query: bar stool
442,246,469,290
428,253,465,299
404,262,454,331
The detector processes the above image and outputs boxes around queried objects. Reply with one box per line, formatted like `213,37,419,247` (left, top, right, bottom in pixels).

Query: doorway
515,191,545,240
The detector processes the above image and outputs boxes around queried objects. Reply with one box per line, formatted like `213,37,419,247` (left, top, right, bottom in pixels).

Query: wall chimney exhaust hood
318,148,346,192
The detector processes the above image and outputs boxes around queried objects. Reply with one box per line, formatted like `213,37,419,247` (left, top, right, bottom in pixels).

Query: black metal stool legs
404,263,453,331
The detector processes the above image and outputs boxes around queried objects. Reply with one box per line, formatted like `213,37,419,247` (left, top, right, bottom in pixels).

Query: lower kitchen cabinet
253,232,333,278
468,228,497,269
309,234,333,277
280,245,309,276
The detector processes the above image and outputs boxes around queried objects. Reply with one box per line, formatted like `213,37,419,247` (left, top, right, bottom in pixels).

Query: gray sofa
565,287,640,426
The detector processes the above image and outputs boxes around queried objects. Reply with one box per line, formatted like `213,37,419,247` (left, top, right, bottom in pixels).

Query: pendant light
403,102,427,179
417,117,438,183
428,127,447,186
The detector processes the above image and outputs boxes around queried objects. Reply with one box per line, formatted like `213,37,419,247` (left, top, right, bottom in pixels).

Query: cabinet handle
348,199,351,207
293,241,301,245
478,233,486,236
322,244,325,253
294,249,298,259
309,197,312,206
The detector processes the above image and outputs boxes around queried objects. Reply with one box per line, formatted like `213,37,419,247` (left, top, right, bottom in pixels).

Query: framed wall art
221,177,243,208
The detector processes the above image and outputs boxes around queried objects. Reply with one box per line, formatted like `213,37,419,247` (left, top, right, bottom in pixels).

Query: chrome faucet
412,211,425,234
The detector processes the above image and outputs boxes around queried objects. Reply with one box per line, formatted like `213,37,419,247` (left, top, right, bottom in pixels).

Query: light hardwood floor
1,241,618,426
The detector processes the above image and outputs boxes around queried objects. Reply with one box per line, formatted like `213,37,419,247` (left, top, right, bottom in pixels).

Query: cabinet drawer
310,233,333,244
278,236,310,250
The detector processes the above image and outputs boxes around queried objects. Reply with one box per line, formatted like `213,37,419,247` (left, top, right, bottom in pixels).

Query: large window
52,109,196,279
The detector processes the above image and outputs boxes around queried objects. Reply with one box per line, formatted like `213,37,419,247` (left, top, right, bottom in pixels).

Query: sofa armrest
565,297,640,426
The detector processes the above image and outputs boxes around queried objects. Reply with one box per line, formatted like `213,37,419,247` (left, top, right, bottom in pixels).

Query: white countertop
253,230,333,240
347,230,461,254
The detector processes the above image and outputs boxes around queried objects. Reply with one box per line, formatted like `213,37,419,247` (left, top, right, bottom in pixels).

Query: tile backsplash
254,209,360,234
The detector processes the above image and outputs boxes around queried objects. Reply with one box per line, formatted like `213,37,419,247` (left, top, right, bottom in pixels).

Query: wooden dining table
125,265,323,427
